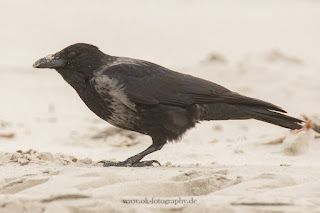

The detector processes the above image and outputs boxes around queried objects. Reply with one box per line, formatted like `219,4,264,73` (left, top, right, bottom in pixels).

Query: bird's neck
56,68,88,92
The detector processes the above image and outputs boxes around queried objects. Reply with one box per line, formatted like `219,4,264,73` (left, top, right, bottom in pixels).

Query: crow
33,43,303,167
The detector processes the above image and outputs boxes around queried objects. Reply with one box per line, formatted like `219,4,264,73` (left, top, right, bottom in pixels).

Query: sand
1,0,320,212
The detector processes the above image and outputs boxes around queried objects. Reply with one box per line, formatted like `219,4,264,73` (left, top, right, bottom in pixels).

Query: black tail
240,105,303,130
201,103,303,130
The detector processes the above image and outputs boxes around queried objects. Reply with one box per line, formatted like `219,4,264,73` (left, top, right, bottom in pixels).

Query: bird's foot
98,160,160,167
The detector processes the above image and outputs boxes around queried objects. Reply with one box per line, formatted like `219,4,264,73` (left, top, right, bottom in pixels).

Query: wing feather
97,58,285,113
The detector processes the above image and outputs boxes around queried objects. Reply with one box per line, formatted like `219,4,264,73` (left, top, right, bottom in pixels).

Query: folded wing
100,59,286,113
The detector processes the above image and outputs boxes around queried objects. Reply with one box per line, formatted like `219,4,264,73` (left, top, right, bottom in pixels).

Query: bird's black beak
32,54,65,69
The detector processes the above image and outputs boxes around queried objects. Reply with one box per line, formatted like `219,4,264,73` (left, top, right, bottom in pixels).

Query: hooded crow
33,43,303,167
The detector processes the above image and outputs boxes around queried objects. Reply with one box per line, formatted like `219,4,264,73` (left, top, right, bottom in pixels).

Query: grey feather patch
92,75,136,111
94,57,148,75
90,74,139,129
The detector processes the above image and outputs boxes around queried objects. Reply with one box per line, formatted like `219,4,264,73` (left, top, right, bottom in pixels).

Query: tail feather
201,103,303,130
243,106,303,130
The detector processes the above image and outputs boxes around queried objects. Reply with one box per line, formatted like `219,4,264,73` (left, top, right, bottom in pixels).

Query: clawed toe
130,160,161,167
98,160,160,167
98,160,126,167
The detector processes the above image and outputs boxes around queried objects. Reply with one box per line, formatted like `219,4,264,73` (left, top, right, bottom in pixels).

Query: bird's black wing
100,59,285,112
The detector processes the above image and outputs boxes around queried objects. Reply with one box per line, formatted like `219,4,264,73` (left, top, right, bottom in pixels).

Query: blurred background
0,0,319,163
1,2,320,212
1,0,319,68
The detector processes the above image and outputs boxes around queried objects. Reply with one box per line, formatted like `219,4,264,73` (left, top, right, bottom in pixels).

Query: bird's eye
68,51,76,59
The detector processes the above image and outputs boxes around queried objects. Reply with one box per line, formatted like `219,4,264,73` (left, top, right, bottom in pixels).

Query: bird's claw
129,160,161,167
98,160,160,167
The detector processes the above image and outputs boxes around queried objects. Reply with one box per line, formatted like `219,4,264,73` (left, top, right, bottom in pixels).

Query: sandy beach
1,0,320,212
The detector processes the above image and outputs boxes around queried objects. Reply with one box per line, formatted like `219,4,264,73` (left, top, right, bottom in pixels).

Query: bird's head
33,43,106,75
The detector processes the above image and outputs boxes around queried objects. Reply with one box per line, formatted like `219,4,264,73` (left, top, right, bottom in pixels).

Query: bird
33,43,303,167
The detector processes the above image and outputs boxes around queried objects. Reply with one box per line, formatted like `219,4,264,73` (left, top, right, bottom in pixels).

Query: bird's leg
99,144,164,167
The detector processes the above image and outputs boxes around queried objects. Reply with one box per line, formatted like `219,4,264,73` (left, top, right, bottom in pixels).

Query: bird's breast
82,75,139,130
